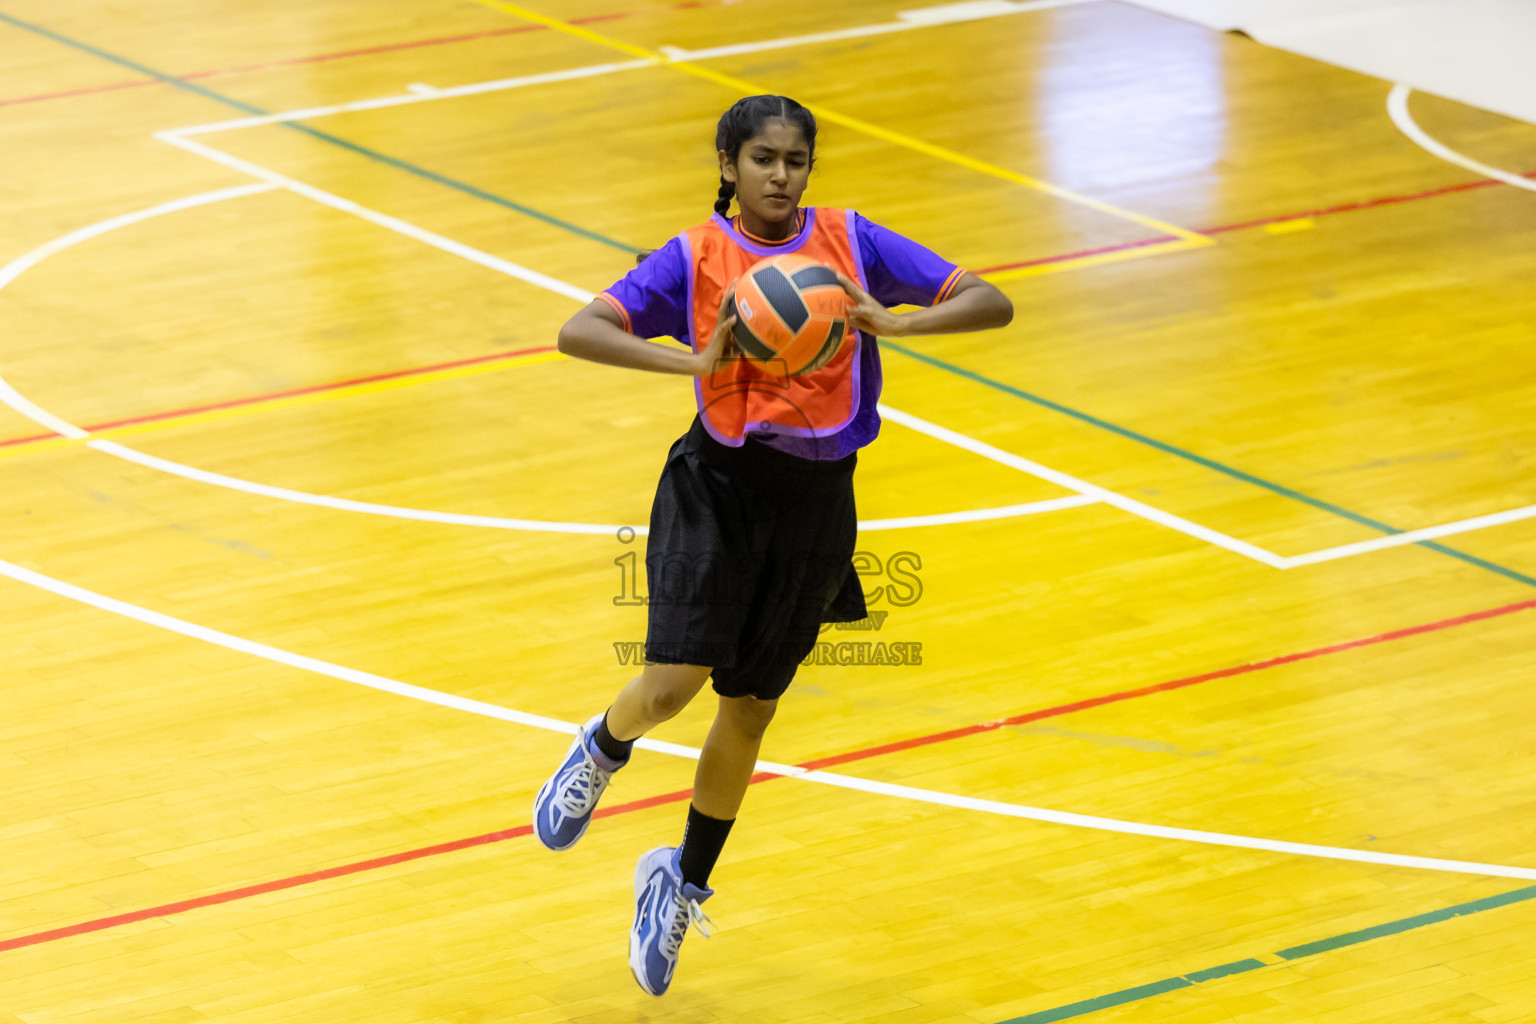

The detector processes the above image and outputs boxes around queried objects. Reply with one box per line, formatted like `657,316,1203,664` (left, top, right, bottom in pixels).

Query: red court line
975,168,1536,276
0,25,553,109
0,824,531,953
1200,174,1535,234
0,78,156,108
797,596,1536,771
977,234,1179,274
0,345,559,450
0,4,720,108
4,595,1533,955
4,164,1534,451
0,429,58,450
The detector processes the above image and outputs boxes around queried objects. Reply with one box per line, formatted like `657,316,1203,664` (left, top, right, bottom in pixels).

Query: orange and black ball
725,255,852,377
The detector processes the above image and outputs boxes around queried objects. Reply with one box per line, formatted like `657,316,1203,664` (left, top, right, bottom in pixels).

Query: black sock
592,709,633,763
678,803,735,890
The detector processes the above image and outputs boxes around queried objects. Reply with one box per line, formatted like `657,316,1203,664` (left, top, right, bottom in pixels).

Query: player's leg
533,661,713,852
630,693,777,995
605,660,716,742
691,693,777,821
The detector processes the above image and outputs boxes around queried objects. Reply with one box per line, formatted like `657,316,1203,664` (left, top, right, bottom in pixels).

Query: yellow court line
1263,217,1316,234
469,0,1214,247
979,237,1206,284
0,350,567,462
0,230,1204,467
0,435,80,460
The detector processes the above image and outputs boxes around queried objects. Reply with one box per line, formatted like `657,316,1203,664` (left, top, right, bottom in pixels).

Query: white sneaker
629,845,714,996
531,714,624,851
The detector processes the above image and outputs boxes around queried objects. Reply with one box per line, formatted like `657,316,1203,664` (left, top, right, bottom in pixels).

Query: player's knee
724,696,777,739
643,685,691,721
639,663,710,721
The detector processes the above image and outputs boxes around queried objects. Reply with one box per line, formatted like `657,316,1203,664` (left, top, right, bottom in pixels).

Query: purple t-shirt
601,210,965,460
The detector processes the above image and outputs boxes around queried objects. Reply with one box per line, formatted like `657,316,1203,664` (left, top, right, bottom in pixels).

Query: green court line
16,11,1536,1018
1001,884,1536,1023
1276,883,1536,959
0,10,641,255
881,339,1536,589
11,10,1528,587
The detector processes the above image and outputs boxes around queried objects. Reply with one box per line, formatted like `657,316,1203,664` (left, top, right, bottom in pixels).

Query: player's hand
692,286,739,376
836,272,906,337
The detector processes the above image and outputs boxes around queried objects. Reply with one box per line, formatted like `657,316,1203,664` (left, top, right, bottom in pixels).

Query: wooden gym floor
2,1,1535,1021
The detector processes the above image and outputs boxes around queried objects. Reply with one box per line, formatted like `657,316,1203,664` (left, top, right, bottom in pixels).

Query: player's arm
556,292,736,376
836,270,1012,338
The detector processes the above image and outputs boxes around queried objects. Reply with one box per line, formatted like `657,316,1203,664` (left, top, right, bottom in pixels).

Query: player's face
721,119,811,233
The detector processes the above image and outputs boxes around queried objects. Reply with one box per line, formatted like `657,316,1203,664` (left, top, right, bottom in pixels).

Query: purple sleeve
599,235,690,342
854,213,966,309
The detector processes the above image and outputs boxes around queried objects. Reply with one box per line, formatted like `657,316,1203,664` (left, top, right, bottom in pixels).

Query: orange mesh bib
683,208,865,448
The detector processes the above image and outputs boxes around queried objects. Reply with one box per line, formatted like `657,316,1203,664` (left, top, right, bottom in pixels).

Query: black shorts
644,416,867,700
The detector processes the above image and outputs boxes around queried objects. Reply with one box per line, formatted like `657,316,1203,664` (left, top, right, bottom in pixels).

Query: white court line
0,183,277,439
0,182,633,537
169,59,657,137
151,0,1218,281
878,406,1290,567
2,163,1528,562
1388,84,1536,194
161,1,1091,138
151,141,1283,563
859,493,1098,530
8,150,1526,564
659,0,1090,62
157,133,594,303
132,86,1536,562
2,550,1533,881
94,439,1087,535
1285,502,1536,567
89,440,643,536
0,178,1099,538
897,0,1085,22
0,110,1528,881
790,770,1536,881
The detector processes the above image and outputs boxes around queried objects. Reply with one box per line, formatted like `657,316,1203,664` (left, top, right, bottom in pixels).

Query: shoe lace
553,758,610,817
662,895,713,958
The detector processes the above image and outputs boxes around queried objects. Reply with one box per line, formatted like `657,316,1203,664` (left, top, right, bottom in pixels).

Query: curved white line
0,184,276,438
1388,83,1536,193
0,188,1100,537
1,549,1531,880
88,440,645,536
0,188,626,535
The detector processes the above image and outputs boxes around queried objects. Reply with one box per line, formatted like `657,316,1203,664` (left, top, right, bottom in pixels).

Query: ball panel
729,255,852,377
750,265,811,333
734,275,795,350
775,317,833,373
802,317,846,374
726,294,777,363
789,264,840,290
802,285,852,318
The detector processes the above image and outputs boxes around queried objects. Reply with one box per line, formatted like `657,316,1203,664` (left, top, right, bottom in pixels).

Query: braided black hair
713,95,817,216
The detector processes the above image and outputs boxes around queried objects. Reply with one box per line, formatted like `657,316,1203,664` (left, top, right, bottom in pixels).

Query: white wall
1121,0,1536,125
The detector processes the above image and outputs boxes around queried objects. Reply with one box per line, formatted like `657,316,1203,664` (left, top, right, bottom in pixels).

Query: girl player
534,95,1012,995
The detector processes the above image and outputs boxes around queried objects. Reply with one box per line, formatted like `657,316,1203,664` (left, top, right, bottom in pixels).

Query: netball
726,254,851,376
15,0,1529,1014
